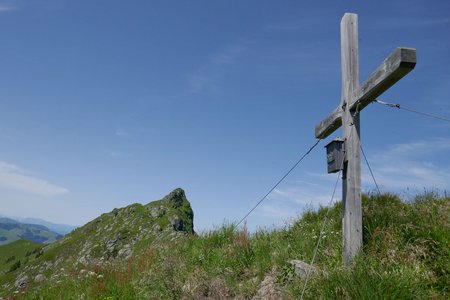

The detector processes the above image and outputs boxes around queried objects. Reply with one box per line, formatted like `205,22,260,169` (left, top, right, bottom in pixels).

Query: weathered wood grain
340,13,363,266
315,107,342,139
349,47,416,112
315,48,416,139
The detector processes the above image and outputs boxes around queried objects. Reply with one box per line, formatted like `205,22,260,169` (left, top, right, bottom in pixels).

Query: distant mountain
0,217,62,246
19,218,77,235
0,214,78,235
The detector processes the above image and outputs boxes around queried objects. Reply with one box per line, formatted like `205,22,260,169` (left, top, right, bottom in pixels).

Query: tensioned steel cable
360,144,382,195
299,166,342,300
236,139,322,227
374,99,450,123
300,106,357,299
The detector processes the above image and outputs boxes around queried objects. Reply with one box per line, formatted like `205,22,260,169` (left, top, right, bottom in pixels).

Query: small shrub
8,260,21,273
4,255,15,264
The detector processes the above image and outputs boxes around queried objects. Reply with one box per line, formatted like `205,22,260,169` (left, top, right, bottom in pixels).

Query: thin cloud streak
210,44,247,65
0,162,69,196
363,138,450,192
255,175,342,225
115,129,130,138
256,138,450,225
368,16,450,30
186,71,218,94
0,1,17,12
0,6,15,12
186,40,249,94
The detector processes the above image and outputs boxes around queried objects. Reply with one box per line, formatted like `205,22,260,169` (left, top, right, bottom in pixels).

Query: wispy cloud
110,151,121,158
363,138,450,192
186,41,249,94
115,128,130,138
0,162,69,196
254,173,342,226
254,138,450,225
369,16,450,30
109,150,134,160
264,13,325,32
186,71,218,94
0,0,17,12
209,44,248,65
387,138,450,154
0,6,14,11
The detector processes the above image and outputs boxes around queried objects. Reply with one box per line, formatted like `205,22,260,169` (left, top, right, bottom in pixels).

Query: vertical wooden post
340,13,362,266
315,13,415,266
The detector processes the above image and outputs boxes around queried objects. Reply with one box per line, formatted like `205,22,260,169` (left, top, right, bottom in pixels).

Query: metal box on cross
325,138,345,173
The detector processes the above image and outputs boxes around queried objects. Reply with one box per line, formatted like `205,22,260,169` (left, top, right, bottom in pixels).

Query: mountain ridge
0,215,78,235
0,218,62,246
0,188,195,296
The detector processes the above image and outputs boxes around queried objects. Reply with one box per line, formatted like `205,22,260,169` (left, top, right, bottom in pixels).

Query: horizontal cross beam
349,47,416,112
315,47,416,139
314,107,342,140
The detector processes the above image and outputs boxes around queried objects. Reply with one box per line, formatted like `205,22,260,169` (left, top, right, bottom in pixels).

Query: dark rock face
162,188,186,209
170,216,185,231
14,274,28,289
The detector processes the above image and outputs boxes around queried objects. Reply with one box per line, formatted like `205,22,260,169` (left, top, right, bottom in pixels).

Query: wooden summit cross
315,13,416,266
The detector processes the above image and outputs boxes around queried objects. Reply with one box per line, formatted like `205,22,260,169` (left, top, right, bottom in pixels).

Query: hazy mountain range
0,214,77,235
0,217,63,246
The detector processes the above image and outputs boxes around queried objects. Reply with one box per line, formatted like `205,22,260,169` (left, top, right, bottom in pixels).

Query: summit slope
0,188,194,296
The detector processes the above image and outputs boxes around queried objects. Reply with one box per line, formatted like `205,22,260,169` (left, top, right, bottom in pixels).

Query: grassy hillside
0,218,62,246
0,188,195,297
2,192,449,299
0,240,42,274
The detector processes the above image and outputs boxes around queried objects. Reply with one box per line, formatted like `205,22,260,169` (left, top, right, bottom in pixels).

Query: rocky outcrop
34,274,46,283
4,188,195,296
162,188,187,209
14,274,28,290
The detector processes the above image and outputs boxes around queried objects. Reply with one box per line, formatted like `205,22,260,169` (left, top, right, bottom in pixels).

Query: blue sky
0,0,449,232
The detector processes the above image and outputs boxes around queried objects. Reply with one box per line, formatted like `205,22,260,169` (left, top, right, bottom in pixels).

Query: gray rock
107,236,120,251
34,274,46,283
289,260,316,278
39,261,53,273
170,216,185,231
14,274,28,289
152,223,162,232
118,244,133,259
77,254,92,265
162,188,186,208
149,206,166,218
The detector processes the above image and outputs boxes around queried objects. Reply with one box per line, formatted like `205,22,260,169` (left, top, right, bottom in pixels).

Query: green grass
0,239,42,273
4,192,449,299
